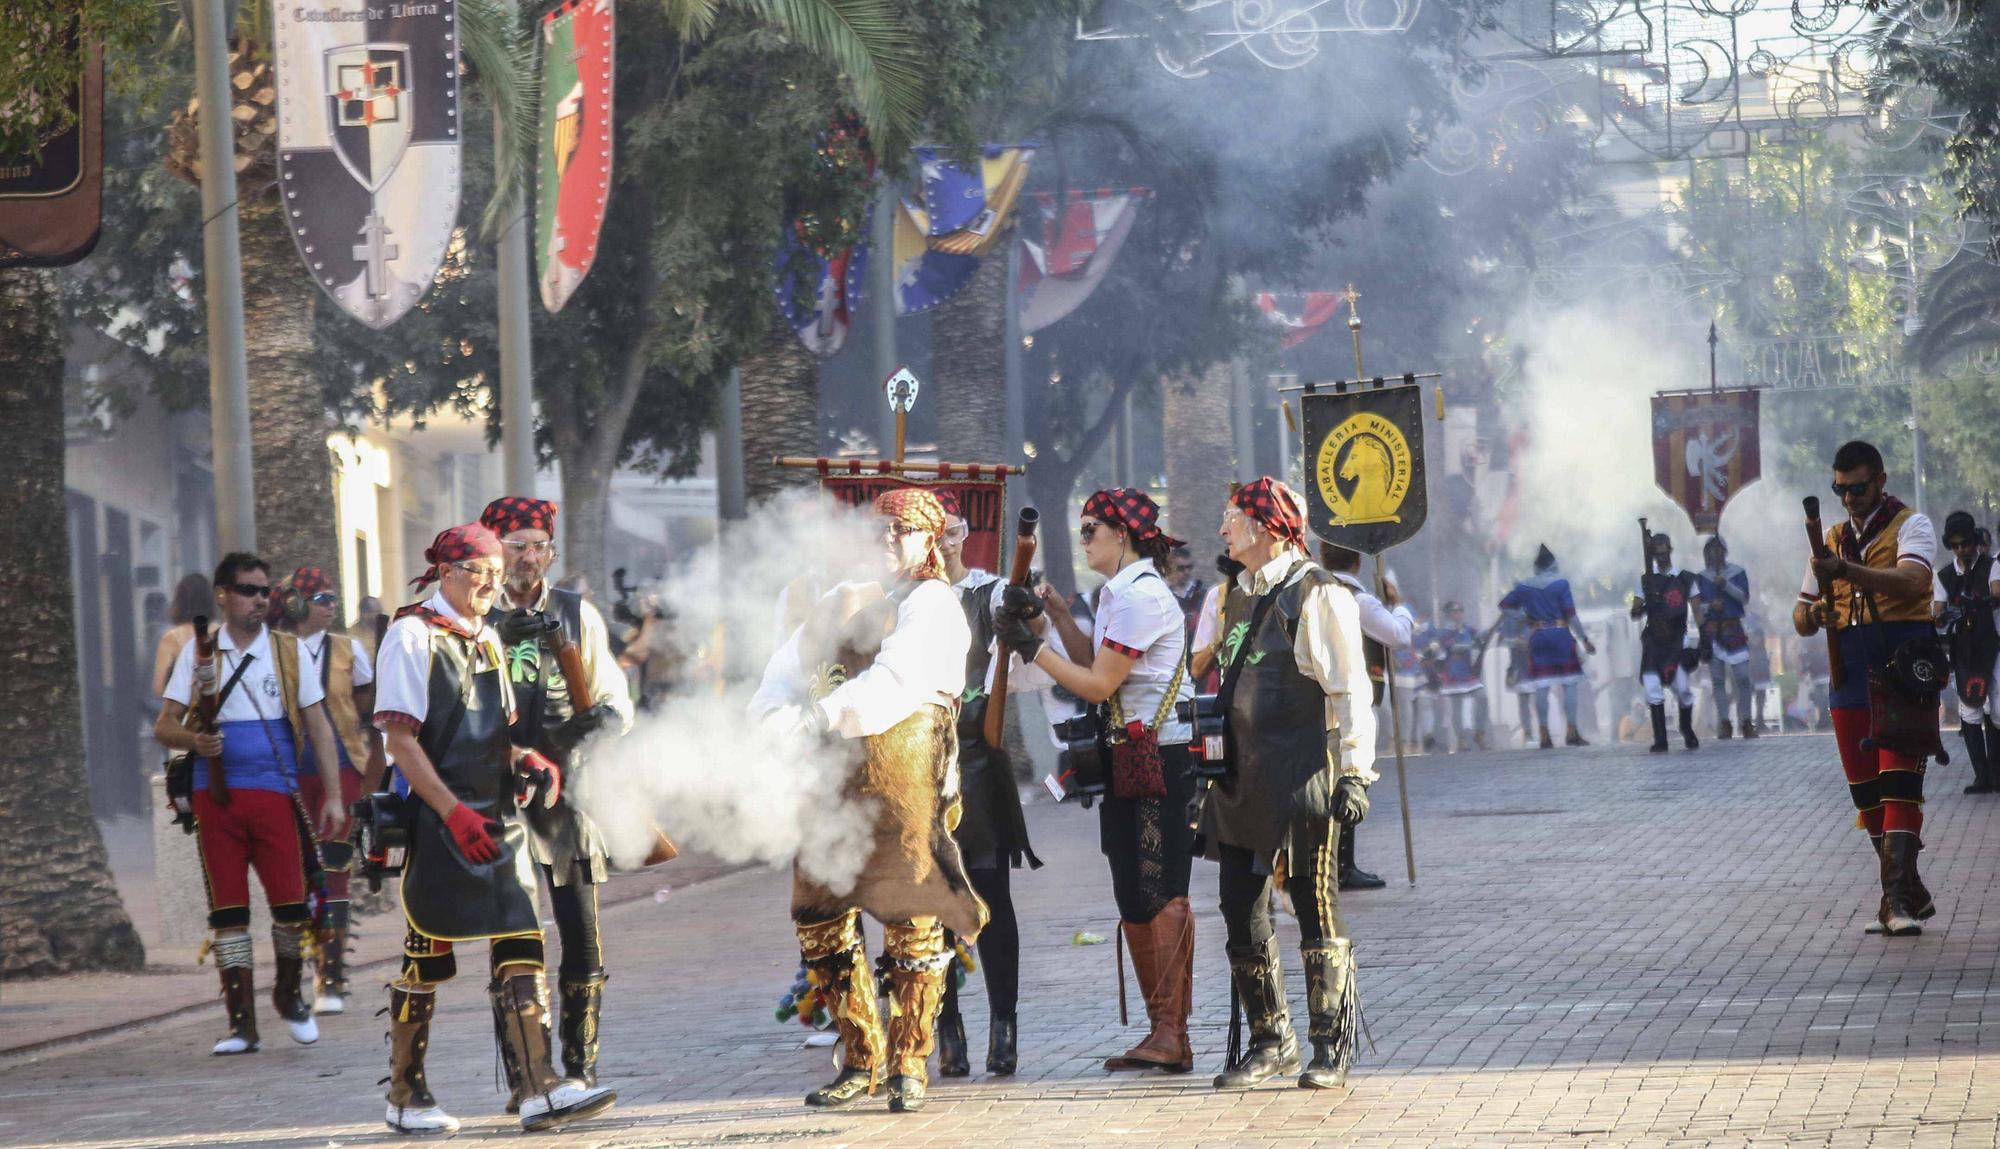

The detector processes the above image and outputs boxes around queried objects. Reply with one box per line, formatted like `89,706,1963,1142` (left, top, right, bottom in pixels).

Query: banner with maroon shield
536,0,615,313
273,0,462,329
821,473,1005,573
1650,389,1761,533
0,39,102,269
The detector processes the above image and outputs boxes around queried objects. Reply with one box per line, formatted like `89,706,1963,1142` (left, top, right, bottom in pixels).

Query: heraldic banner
0,36,103,269
274,0,462,329
536,0,615,313
1299,382,1428,555
822,474,1005,572
1650,389,1761,533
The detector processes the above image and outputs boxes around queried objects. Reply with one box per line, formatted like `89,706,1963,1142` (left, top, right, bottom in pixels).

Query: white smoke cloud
573,488,900,895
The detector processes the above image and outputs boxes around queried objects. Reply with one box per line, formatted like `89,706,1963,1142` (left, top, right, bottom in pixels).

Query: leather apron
401,626,540,941
1199,564,1332,857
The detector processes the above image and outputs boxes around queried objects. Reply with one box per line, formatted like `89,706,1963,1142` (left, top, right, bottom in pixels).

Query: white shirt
1191,584,1225,658
164,623,324,722
1005,560,1194,745
1236,550,1376,782
300,630,375,689
1798,505,1937,600
372,592,514,729
751,579,971,739
497,582,634,732
1327,570,1417,649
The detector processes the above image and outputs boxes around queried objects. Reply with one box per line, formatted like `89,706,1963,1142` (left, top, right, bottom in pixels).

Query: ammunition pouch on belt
1175,694,1230,783
352,790,414,892
1863,638,1950,766
165,754,197,834
1052,710,1109,806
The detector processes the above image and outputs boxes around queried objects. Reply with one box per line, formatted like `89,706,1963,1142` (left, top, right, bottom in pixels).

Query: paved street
3,732,1997,1148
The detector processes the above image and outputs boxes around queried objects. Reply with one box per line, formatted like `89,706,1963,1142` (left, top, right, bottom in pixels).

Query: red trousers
1830,707,1925,838
296,768,363,901
193,788,310,929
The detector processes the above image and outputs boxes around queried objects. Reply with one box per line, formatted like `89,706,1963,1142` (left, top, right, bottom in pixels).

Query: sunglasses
227,582,272,599
1830,478,1877,498
1080,522,1107,542
309,592,339,606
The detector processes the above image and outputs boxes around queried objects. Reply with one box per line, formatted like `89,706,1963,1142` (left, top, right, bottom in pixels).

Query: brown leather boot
270,922,318,1045
212,934,260,1056
315,900,349,1014
496,971,617,1132
385,986,458,1134
1106,898,1194,1072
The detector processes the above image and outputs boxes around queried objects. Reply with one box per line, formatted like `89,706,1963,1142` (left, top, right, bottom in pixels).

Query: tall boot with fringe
1299,939,1360,1089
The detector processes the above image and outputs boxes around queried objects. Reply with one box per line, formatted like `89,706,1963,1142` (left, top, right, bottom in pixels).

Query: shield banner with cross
273,0,461,329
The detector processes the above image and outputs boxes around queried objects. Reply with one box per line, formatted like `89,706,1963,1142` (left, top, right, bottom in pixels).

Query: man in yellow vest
285,566,383,1014
1794,440,1941,937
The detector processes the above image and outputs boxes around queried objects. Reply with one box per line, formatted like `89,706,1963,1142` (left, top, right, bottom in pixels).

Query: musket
1804,496,1845,692
188,615,230,803
984,507,1041,749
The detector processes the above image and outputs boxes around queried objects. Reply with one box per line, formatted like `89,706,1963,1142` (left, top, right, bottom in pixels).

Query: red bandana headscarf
1232,477,1306,548
480,496,558,537
411,523,503,589
875,488,948,582
933,489,962,519
289,566,335,597
1083,488,1181,549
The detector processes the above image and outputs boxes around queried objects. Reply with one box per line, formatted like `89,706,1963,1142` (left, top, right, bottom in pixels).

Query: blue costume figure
1694,536,1755,739
1418,603,1487,752
1498,545,1596,748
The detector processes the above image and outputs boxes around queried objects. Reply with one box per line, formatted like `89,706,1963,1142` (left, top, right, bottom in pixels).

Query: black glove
545,701,619,758
993,608,1044,664
497,608,558,646
1332,775,1371,827
1000,583,1043,621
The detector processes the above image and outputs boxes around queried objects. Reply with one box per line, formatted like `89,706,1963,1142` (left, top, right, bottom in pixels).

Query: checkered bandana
479,496,558,537
933,489,962,519
1231,477,1305,548
289,566,335,596
1084,488,1180,549
412,523,503,589
874,488,948,581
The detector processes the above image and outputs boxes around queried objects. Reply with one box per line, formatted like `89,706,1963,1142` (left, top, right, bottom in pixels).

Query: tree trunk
561,457,613,599
1027,457,1081,595
1163,362,1233,556
739,323,820,506
931,237,1009,463
238,194,340,577
0,268,145,977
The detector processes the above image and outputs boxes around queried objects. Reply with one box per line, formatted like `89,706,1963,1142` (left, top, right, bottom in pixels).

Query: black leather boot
1213,939,1299,1090
935,975,970,1078
1649,704,1669,752
1337,830,1385,891
558,973,607,1087
1963,722,1993,794
491,981,534,1113
1679,705,1700,750
987,1013,1017,1076
1718,718,1733,740
1298,940,1358,1090
1878,831,1924,936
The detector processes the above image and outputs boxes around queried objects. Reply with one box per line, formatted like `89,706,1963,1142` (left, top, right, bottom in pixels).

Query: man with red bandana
1197,477,1371,1092
1794,440,1940,938
370,524,616,1135
479,496,633,1107
750,488,982,1115
281,565,381,1015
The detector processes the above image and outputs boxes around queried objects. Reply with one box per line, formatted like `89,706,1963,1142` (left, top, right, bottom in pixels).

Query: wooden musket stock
984,507,1041,749
1803,496,1845,692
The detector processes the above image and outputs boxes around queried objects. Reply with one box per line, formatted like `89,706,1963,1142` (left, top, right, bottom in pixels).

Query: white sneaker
385,1102,460,1136
212,1034,258,1055
315,991,346,1015
519,1081,616,1132
286,1014,320,1045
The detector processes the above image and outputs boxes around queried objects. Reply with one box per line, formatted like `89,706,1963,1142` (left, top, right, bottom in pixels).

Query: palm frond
736,0,924,154
658,0,722,39
459,0,539,239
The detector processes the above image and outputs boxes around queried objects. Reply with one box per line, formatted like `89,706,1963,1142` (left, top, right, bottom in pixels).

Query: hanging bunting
1255,290,1349,349
888,145,1034,315
774,226,868,357
1016,187,1150,334
536,0,615,313
273,0,462,329
0,35,103,269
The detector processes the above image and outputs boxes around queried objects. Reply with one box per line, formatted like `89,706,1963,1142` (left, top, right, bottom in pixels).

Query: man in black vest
1934,510,1999,794
1195,478,1371,1092
372,523,615,1135
480,496,634,1108
1632,531,1701,752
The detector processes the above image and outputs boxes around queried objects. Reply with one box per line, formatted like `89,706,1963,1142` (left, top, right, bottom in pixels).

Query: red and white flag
1017,187,1149,334
1255,291,1348,349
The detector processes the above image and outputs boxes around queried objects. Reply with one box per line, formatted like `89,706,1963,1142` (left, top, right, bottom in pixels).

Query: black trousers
1215,816,1342,951
1100,746,1197,925
542,863,604,982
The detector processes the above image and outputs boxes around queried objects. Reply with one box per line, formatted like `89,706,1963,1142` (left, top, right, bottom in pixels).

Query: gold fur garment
882,917,949,1079
790,582,989,941
797,911,885,1080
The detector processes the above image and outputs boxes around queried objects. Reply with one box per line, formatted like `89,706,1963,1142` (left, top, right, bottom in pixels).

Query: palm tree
0,267,145,977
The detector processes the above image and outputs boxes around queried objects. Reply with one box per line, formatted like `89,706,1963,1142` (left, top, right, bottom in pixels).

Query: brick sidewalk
2,733,1997,1148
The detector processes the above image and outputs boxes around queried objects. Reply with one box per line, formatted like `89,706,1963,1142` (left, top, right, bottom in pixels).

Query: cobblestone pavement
3,732,1997,1148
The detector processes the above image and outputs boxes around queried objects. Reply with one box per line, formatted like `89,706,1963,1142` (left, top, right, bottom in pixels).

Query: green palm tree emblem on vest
506,639,541,685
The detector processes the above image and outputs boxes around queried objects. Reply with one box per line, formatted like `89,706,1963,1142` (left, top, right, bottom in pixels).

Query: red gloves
518,749,561,810
444,803,500,864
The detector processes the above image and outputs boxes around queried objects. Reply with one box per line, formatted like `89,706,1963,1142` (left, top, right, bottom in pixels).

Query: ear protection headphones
274,586,312,626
